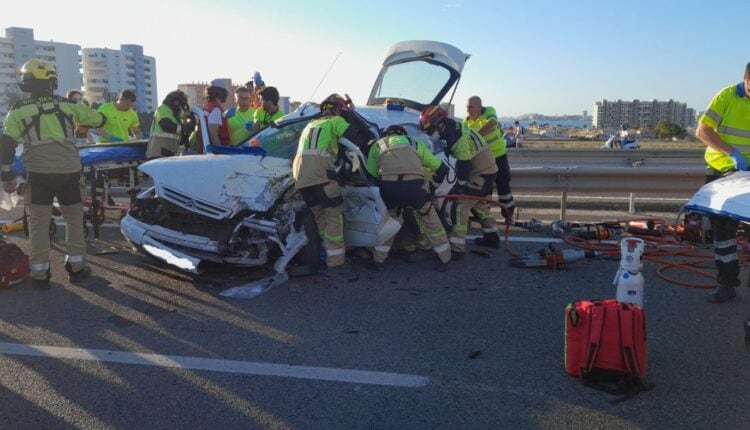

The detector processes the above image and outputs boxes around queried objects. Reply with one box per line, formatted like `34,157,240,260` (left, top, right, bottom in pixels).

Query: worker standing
0,59,106,289
146,90,189,159
292,94,358,273
695,61,750,303
464,96,516,230
252,87,284,134
420,106,498,259
365,125,451,270
226,87,256,146
96,90,141,143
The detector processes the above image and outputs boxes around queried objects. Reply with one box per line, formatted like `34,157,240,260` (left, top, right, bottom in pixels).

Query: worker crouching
0,59,107,289
366,125,451,271
420,106,499,259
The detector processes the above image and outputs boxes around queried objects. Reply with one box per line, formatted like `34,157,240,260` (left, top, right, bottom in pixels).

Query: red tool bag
0,240,30,288
565,300,650,400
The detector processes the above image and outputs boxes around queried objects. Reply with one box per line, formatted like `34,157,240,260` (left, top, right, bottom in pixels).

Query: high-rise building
0,27,82,117
592,99,693,130
81,45,157,112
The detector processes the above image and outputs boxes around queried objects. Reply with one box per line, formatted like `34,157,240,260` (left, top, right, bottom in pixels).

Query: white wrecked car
120,40,468,273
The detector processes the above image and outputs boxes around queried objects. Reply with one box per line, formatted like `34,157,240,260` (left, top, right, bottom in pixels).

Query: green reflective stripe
717,125,750,139
705,109,722,124
323,232,344,241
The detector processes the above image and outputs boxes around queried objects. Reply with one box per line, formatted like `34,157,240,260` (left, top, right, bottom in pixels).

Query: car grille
158,185,232,220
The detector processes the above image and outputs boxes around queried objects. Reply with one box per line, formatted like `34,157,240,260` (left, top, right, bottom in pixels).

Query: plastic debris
220,271,289,299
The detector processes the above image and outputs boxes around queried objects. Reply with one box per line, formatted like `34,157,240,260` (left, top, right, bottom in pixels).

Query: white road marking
0,342,429,388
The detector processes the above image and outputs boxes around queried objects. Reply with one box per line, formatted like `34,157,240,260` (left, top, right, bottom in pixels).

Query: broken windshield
250,118,311,159
368,59,455,110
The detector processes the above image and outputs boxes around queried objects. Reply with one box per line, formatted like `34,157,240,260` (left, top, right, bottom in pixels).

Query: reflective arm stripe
308,127,322,150
705,109,722,124
717,125,750,140
715,252,738,263
484,134,500,144
714,238,737,248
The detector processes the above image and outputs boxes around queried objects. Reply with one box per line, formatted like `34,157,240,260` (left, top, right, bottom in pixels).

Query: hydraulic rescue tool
509,244,600,270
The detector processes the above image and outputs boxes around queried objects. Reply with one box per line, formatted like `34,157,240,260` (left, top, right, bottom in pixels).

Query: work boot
31,271,51,290
706,284,736,304
474,232,500,249
434,258,450,272
326,260,352,276
65,263,92,284
369,259,386,272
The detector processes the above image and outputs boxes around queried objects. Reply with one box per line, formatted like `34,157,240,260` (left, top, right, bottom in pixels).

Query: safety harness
19,97,76,144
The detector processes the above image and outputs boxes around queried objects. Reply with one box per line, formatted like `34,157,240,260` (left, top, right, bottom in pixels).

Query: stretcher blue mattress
12,142,147,177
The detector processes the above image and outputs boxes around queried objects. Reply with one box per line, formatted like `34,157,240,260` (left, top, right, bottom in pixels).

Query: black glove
432,161,449,184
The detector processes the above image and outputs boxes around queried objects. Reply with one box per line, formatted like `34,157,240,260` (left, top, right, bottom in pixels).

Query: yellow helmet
19,58,58,92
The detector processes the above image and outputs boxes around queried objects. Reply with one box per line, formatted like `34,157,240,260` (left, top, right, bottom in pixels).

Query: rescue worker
226,87,256,146
365,125,451,270
252,86,284,134
0,59,106,289
695,61,750,303
146,90,189,159
420,106,499,259
464,96,516,232
292,94,359,273
96,90,141,143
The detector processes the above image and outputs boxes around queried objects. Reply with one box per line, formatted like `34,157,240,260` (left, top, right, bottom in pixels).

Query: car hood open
140,154,293,217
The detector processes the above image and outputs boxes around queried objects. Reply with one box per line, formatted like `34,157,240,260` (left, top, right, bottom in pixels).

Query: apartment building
592,99,696,130
81,45,157,112
0,27,82,117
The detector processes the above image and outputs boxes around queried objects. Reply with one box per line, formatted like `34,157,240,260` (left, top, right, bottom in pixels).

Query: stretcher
10,141,148,239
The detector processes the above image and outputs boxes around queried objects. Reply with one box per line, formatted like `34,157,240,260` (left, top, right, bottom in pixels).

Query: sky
0,0,745,116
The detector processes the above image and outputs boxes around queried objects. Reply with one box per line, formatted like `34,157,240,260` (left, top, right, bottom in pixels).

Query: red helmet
419,106,448,132
320,93,349,115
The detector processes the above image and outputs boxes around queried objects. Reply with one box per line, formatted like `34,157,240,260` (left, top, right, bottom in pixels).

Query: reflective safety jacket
146,104,184,159
366,134,442,179
253,107,284,131
97,102,139,143
227,107,256,145
293,115,351,189
1,95,106,179
464,106,507,158
441,120,498,188
701,82,750,172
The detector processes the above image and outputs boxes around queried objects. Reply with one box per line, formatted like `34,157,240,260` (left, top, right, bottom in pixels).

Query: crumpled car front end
120,154,306,272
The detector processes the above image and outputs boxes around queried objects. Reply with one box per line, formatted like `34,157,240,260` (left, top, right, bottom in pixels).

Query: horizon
0,0,745,116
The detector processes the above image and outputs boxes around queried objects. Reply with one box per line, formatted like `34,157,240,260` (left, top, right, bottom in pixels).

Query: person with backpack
0,59,106,289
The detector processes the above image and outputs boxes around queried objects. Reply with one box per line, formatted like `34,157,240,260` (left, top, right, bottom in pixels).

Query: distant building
0,27,82,117
81,45,157,112
178,80,241,110
582,110,588,118
592,99,693,130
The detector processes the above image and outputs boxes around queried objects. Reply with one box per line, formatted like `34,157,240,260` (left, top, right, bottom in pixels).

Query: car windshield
251,118,312,159
369,60,453,108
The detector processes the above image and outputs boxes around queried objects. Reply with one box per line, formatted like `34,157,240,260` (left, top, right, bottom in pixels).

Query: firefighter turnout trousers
372,179,450,264
299,180,345,268
25,172,86,280
449,174,498,253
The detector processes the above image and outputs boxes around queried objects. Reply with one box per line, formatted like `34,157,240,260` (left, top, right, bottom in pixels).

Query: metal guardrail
507,148,707,218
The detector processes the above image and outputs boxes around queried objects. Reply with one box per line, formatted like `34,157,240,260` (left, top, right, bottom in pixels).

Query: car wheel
293,210,320,271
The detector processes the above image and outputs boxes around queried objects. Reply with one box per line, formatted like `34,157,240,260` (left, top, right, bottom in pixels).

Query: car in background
120,40,468,273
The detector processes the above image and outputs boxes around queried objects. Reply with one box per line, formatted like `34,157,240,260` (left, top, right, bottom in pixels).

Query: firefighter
365,125,451,270
695,61,750,303
292,94,358,273
464,96,516,230
146,90,189,159
0,59,106,289
420,106,499,259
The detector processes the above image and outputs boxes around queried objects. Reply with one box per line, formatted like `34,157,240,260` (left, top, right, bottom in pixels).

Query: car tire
293,210,321,271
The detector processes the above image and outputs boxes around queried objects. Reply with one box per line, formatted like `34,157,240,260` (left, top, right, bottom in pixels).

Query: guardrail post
560,191,567,221
629,193,636,214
